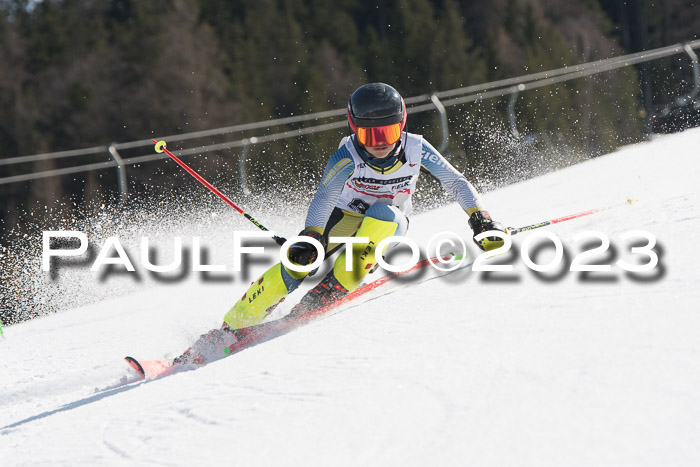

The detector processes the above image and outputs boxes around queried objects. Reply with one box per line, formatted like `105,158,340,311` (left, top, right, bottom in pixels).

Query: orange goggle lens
356,123,402,147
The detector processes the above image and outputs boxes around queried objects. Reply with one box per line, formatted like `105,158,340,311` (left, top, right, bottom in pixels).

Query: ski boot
289,271,349,317
172,323,243,365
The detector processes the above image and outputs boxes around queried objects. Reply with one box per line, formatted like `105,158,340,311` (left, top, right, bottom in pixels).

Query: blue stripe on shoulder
322,147,354,186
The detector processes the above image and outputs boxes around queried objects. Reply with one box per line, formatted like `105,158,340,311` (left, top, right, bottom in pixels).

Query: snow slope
2,128,700,466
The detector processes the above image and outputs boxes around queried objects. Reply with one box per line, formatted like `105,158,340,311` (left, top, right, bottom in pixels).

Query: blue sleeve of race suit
304,144,355,230
420,139,483,213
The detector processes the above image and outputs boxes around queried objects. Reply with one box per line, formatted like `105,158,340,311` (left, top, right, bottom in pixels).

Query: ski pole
508,197,636,235
152,140,287,246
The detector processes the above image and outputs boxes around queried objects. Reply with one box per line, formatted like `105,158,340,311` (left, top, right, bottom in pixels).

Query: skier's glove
468,210,508,251
287,229,327,265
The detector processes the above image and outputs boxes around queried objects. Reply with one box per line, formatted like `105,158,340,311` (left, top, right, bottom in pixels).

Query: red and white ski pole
508,197,636,235
152,140,287,246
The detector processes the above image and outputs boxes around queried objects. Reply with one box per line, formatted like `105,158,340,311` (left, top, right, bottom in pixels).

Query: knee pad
365,204,408,236
333,215,398,291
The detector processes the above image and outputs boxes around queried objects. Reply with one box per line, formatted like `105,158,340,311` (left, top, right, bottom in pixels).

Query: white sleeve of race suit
304,145,355,230
420,138,484,213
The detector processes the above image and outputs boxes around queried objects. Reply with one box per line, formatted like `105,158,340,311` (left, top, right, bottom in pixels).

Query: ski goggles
355,123,402,147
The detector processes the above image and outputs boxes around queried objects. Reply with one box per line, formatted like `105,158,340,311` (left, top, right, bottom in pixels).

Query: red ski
124,357,179,379
124,253,468,379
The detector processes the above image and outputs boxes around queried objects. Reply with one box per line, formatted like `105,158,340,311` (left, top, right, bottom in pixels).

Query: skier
175,82,507,364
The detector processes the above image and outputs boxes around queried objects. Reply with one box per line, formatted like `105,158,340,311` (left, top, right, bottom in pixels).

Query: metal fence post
679,43,700,104
430,94,449,153
108,144,128,201
644,43,700,134
507,84,525,138
239,140,251,195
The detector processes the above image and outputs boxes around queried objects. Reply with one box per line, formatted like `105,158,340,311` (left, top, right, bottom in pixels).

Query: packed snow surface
2,128,700,466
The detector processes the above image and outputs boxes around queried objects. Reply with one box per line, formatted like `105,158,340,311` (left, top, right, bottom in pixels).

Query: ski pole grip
273,235,288,246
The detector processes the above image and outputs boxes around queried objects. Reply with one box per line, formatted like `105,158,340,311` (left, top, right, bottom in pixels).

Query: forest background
0,0,698,245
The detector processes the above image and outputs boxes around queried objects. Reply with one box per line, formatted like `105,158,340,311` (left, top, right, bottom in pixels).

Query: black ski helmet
347,83,407,146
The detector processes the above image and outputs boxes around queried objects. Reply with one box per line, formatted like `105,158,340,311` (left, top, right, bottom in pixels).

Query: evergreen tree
0,0,696,250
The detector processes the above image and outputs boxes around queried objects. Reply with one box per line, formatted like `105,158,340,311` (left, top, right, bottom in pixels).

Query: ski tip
124,356,146,379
